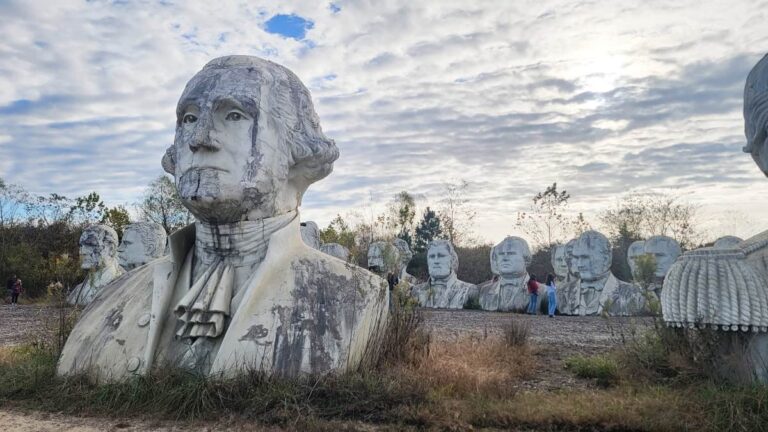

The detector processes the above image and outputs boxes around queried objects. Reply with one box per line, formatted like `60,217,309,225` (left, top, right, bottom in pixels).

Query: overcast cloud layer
1,0,767,244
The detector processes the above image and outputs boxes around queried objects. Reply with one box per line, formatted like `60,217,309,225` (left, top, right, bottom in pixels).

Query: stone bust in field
58,56,388,381
300,221,321,250
551,243,568,282
626,240,645,279
367,241,396,275
643,236,681,279
117,222,167,270
67,224,124,306
714,236,743,249
412,239,475,309
570,231,642,316
478,236,532,312
392,238,418,285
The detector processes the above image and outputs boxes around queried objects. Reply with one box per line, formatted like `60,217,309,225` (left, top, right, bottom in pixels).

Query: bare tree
515,183,578,248
136,175,192,233
438,179,476,246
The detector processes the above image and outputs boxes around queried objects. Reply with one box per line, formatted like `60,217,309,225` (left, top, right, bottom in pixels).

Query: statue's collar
430,271,458,289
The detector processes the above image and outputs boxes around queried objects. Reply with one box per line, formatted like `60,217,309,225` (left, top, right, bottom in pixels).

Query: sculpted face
79,225,118,270
163,56,338,223
367,242,386,271
492,237,529,277
117,223,167,269
564,239,577,276
627,240,645,276
551,244,568,277
644,236,681,278
117,229,143,268
572,231,611,282
428,243,453,279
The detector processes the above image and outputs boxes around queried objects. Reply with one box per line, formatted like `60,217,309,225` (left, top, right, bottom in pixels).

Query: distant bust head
627,240,646,276
427,239,458,280
564,238,578,277
714,235,743,249
644,235,681,278
368,241,398,274
551,244,568,278
744,54,768,176
79,225,119,270
491,236,531,278
300,221,321,250
162,56,339,223
321,243,350,261
572,231,612,282
117,222,167,270
392,238,413,273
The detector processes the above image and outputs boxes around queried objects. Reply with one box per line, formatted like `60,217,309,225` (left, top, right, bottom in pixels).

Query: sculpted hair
490,236,531,275
163,55,339,186
429,239,459,273
392,238,413,264
125,222,167,259
644,235,681,257
744,54,768,157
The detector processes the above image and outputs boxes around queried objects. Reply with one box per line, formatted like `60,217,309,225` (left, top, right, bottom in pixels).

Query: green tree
101,205,131,239
413,207,443,253
69,191,106,226
137,175,192,233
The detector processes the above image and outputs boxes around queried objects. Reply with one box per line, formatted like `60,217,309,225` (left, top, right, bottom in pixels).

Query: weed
564,355,620,387
501,318,529,347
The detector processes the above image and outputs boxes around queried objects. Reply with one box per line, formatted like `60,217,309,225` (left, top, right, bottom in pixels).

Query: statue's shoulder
455,278,477,290
288,246,387,296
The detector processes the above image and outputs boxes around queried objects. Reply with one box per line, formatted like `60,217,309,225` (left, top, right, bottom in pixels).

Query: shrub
564,355,620,387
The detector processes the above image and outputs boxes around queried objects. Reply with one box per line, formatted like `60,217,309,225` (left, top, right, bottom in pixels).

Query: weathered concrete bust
626,240,645,278
551,244,568,280
118,222,168,270
320,243,350,261
58,56,387,381
567,231,643,316
392,238,418,284
714,236,743,249
367,241,396,275
412,239,475,309
477,236,532,312
300,221,321,250
644,235,681,279
744,53,768,176
68,224,125,306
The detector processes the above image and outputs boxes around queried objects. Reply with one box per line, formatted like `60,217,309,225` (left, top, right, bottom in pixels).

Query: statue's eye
225,111,244,121
182,114,197,124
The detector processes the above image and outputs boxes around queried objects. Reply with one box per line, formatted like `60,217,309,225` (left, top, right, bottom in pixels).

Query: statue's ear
162,146,176,175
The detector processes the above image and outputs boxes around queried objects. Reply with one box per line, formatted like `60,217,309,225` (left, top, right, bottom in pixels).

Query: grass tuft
564,355,620,387
501,318,530,347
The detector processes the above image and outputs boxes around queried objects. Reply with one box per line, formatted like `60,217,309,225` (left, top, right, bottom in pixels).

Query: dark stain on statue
240,324,272,347
105,302,125,330
270,259,367,374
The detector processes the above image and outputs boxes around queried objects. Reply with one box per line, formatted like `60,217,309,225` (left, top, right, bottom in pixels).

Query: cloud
0,0,767,244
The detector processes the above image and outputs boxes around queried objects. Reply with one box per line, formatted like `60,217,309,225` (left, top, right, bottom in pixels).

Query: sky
1,0,767,246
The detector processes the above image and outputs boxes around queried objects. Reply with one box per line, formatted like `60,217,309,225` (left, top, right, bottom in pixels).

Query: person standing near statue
10,277,22,306
6,274,17,304
526,275,539,315
545,274,557,317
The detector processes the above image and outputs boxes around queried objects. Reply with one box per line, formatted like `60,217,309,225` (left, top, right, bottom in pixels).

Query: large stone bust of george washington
58,56,388,381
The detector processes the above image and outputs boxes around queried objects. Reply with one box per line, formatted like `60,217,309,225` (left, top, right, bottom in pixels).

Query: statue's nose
189,115,218,152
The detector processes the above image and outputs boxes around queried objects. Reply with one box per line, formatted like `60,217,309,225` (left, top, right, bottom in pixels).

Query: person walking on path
10,277,22,307
526,275,539,315
546,274,557,317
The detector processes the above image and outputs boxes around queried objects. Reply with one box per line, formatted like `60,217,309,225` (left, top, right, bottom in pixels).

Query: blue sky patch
264,14,314,40
329,3,341,13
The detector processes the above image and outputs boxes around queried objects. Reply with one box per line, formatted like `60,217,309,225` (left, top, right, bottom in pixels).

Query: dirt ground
0,304,652,431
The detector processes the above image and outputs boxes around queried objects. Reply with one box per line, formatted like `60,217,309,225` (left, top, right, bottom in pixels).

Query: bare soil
0,305,652,431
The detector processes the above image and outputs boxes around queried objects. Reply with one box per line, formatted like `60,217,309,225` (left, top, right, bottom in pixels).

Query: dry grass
501,317,530,347
395,336,534,398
